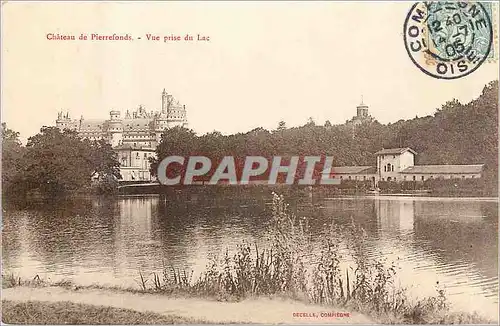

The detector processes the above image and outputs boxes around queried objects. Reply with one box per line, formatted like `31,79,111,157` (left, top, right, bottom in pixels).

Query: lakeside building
55,89,188,181
339,100,483,185
328,147,484,186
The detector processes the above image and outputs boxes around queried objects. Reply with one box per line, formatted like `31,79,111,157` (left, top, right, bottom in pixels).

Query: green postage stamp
404,2,497,79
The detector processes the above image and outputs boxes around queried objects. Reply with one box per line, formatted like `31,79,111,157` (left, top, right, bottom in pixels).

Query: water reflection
2,194,498,319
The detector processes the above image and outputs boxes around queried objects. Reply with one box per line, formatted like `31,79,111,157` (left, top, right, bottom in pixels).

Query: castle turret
182,105,189,128
56,111,73,130
356,97,369,118
167,99,187,128
108,110,123,147
161,89,168,113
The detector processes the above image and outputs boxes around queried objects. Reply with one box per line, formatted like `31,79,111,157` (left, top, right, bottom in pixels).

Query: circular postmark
404,2,493,79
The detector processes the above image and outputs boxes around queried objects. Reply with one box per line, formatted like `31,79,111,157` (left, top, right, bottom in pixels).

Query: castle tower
182,105,189,128
161,89,168,114
156,89,169,142
166,99,187,128
56,111,72,130
356,96,369,118
108,110,123,147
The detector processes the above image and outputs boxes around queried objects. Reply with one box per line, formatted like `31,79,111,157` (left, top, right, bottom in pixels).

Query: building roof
374,147,417,156
79,119,106,131
123,118,153,130
400,164,484,174
327,166,376,174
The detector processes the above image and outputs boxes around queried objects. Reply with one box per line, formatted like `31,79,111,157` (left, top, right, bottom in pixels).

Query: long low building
399,164,483,181
327,147,483,186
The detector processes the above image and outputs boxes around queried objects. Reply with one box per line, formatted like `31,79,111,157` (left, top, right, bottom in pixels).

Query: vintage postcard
1,1,499,325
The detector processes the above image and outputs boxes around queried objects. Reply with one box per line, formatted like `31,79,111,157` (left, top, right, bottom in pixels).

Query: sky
2,1,499,143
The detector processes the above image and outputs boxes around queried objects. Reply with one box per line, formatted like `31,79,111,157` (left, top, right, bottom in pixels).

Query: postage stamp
404,2,494,79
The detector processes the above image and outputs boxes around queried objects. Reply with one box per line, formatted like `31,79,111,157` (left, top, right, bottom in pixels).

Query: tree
20,127,121,196
276,120,287,131
90,139,122,194
1,123,25,198
146,80,498,193
150,126,199,178
306,117,315,126
90,139,121,180
324,120,332,127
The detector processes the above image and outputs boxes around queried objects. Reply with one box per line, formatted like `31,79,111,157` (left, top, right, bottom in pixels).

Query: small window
413,176,416,181
462,175,465,179
348,176,352,180
363,176,366,180
421,176,425,181
391,165,394,172
340,176,343,180
393,155,395,159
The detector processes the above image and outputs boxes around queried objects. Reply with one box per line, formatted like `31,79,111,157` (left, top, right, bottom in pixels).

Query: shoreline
2,285,373,324
2,279,497,325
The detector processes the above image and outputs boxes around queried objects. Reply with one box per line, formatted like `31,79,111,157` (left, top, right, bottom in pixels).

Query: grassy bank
1,300,209,324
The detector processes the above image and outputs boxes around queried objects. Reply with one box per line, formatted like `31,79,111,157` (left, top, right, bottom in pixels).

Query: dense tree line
151,81,498,194
2,81,497,199
2,125,121,200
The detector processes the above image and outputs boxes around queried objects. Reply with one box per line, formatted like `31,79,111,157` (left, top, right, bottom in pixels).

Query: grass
1,300,212,325
2,274,45,289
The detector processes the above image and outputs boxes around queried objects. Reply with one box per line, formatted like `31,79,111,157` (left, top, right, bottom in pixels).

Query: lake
2,194,498,320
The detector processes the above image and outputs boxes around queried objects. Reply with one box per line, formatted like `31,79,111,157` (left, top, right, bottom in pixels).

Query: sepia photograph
1,1,499,324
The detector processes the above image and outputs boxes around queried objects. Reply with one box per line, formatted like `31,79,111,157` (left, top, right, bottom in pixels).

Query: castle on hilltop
55,89,188,181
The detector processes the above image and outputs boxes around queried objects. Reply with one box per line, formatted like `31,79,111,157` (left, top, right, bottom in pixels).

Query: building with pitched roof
327,147,484,186
55,89,188,181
